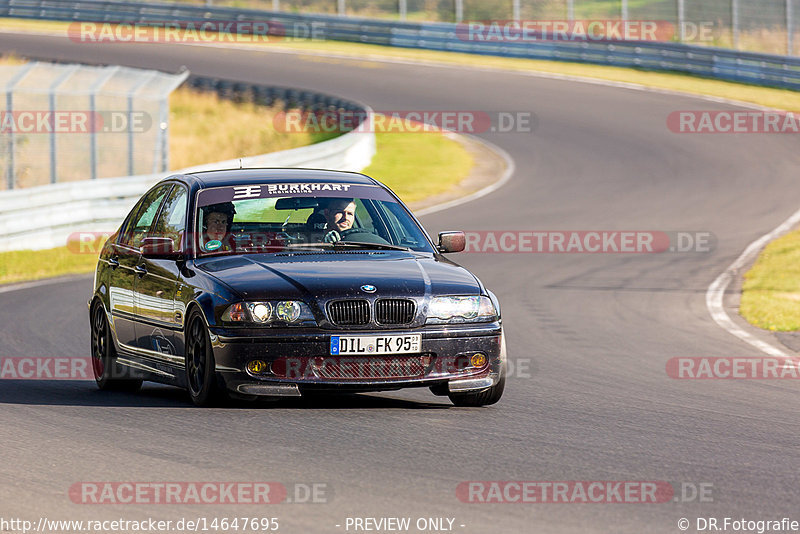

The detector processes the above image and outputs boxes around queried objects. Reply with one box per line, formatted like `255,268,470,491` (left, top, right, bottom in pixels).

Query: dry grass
169,88,337,170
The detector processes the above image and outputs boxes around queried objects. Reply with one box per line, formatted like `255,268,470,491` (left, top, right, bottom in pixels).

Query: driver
322,198,356,243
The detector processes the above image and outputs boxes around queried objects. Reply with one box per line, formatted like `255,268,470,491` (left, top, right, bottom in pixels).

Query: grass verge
740,232,800,331
169,89,337,170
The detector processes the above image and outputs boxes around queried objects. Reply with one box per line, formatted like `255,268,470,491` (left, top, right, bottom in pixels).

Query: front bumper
209,323,504,396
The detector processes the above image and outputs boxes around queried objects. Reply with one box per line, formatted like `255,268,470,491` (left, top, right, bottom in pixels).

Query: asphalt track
2,33,800,534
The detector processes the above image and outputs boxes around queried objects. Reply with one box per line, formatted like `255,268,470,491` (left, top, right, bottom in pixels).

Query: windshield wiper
332,241,410,251
288,242,410,251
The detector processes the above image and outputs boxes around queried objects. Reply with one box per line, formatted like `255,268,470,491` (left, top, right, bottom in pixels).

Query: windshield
195,182,434,255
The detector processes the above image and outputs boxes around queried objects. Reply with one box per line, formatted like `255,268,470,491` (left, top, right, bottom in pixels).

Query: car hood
194,251,482,300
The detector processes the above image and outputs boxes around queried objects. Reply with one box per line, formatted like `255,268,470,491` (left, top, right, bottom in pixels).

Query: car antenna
239,158,243,169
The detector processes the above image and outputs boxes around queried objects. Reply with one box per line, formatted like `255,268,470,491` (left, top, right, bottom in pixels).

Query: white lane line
415,134,515,217
706,209,800,361
0,273,93,295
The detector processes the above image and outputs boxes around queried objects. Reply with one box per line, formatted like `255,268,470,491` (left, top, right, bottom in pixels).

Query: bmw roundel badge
361,284,377,293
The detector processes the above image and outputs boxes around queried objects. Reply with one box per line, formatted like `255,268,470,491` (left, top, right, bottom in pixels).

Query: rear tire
90,302,142,392
185,311,226,407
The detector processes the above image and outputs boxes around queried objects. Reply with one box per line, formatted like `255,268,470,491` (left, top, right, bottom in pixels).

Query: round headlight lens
250,303,272,323
275,301,302,322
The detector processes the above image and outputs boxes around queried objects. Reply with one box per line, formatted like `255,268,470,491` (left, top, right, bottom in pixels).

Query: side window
353,199,374,230
384,203,424,248
120,185,171,249
151,186,188,251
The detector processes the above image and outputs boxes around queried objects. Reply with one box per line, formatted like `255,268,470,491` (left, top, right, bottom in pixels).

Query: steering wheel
339,228,373,238
339,227,391,244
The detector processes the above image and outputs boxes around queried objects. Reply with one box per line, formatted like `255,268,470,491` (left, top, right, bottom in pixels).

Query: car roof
173,168,380,188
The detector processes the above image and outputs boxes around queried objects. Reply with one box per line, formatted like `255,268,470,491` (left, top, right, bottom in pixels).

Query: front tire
447,332,507,407
90,302,142,392
447,363,506,407
185,312,226,407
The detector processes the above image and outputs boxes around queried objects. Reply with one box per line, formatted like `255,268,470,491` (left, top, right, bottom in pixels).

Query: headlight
222,301,315,325
248,302,273,323
275,301,302,322
426,296,497,324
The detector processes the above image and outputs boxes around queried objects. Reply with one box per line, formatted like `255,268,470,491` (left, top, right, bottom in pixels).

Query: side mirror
140,237,181,259
437,231,466,253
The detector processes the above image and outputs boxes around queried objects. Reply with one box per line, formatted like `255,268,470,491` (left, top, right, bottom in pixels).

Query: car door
134,183,188,362
109,184,171,351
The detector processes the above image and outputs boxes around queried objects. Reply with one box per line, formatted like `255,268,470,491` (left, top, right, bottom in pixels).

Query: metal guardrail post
567,0,574,21
454,0,463,23
88,66,119,180
154,69,189,174
512,0,520,21
678,0,686,42
156,98,168,173
127,71,157,177
3,62,35,191
788,0,794,55
732,0,740,49
272,0,279,11
338,0,345,17
48,65,78,184
399,0,406,21
621,0,628,21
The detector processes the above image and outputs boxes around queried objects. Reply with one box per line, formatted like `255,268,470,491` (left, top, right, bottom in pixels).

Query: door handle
108,256,120,269
134,264,147,277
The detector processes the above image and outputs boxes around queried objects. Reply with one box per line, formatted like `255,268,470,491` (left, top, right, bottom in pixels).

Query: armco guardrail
0,74,375,251
3,0,800,90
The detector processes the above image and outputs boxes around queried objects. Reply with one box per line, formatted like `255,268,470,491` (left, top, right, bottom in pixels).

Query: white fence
0,112,375,251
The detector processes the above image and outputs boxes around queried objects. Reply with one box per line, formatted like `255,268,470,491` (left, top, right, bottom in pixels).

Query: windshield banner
198,183,394,207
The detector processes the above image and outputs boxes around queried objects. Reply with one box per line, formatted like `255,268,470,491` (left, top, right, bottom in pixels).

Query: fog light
247,360,267,374
470,353,487,367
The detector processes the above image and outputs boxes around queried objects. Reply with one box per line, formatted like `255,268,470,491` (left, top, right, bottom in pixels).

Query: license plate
330,334,421,355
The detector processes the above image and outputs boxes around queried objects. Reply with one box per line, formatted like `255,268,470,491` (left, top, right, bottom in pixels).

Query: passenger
201,202,236,251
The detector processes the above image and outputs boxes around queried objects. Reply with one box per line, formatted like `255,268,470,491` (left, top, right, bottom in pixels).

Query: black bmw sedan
89,168,506,407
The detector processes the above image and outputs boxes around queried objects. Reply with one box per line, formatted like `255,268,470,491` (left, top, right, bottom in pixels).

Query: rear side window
120,184,171,249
